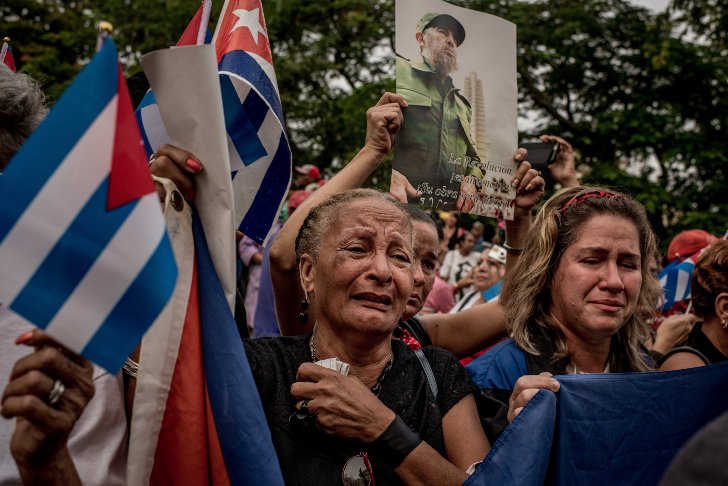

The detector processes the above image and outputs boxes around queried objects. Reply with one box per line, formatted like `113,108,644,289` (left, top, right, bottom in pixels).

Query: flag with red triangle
1,38,16,72
0,38,177,372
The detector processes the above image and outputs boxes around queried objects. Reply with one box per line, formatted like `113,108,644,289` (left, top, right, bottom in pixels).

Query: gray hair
294,189,413,264
501,186,661,372
0,65,47,171
402,204,438,238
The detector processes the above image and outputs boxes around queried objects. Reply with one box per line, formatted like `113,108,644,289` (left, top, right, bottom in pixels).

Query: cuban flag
127,209,283,485
213,0,292,244
0,39,177,372
135,0,212,155
658,255,698,313
1,38,16,73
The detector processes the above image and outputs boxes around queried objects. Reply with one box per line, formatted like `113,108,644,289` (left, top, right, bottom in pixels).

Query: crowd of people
1,31,727,486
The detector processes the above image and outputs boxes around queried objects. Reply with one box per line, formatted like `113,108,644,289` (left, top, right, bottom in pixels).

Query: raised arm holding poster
392,0,517,219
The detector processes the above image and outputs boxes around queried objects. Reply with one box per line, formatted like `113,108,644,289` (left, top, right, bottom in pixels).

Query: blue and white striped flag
0,39,177,372
213,0,292,244
658,256,697,313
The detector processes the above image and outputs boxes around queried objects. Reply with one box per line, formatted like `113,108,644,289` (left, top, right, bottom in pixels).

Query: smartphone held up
520,141,560,172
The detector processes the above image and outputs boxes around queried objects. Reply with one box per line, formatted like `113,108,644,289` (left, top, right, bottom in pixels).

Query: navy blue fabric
467,342,728,486
192,213,284,484
465,389,556,485
466,338,528,390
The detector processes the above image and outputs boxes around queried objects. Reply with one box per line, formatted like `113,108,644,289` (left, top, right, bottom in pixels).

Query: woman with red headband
466,186,662,442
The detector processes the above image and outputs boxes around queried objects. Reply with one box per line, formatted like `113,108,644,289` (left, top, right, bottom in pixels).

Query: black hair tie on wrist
369,415,422,468
503,242,523,255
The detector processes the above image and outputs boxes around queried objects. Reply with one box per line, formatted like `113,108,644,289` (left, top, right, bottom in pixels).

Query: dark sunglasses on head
342,452,375,486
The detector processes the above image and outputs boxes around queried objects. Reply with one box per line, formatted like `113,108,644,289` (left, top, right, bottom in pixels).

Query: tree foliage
265,0,394,181
459,0,727,244
1,0,725,245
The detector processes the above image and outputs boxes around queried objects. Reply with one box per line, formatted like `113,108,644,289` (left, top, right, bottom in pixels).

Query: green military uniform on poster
392,2,518,218
394,51,484,210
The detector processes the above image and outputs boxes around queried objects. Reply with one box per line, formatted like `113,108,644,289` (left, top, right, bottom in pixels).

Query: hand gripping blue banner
466,361,728,485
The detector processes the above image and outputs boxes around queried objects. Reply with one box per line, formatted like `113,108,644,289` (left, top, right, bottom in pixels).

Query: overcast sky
631,0,670,11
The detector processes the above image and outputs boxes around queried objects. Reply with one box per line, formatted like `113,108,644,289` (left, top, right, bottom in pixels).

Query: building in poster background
391,0,517,219
464,72,489,161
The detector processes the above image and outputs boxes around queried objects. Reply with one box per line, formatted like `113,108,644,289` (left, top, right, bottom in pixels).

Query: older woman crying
244,189,489,485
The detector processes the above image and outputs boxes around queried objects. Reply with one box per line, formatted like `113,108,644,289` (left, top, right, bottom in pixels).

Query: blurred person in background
440,232,480,301
292,164,321,190
660,241,728,370
450,245,506,314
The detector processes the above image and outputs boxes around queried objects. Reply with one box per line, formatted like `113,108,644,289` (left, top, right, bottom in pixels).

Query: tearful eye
394,253,411,263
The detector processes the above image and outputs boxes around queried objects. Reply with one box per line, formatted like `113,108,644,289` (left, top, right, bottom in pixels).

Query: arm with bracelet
376,394,487,485
286,341,488,485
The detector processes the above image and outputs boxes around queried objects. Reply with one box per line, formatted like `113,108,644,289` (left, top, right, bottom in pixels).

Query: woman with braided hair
659,240,728,370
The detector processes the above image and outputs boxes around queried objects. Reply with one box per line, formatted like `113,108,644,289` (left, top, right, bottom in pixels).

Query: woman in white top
450,246,507,313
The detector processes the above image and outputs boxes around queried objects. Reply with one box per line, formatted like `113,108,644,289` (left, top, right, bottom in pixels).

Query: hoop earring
299,292,310,325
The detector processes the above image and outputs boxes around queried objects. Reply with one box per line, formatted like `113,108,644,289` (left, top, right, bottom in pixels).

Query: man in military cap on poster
392,12,484,212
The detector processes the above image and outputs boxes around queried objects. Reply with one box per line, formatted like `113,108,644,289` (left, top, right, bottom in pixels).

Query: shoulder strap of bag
413,348,438,400
658,345,710,366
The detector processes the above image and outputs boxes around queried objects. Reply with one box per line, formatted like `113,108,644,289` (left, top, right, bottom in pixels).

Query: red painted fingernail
186,158,203,172
15,331,33,345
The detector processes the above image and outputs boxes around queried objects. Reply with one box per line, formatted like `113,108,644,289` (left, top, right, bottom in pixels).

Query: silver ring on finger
148,152,157,168
47,379,65,406
537,170,542,176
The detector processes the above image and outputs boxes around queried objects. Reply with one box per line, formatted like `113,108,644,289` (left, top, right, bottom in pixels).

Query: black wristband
370,415,423,468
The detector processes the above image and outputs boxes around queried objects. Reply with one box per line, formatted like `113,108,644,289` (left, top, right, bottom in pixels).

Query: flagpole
211,0,230,42
197,0,212,45
96,21,114,52
0,37,9,64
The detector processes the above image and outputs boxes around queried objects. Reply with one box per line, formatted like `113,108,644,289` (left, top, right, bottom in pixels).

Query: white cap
487,245,507,265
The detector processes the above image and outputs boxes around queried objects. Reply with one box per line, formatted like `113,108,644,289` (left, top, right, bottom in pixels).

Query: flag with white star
213,0,292,245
